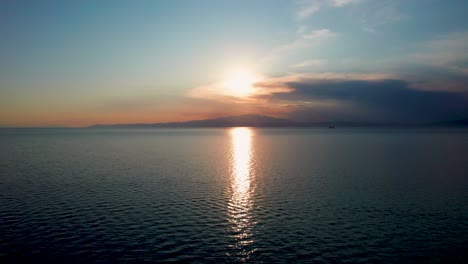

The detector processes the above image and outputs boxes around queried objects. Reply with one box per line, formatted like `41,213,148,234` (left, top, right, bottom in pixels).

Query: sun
224,70,260,97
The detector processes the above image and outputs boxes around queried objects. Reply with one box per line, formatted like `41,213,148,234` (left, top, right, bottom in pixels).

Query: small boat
328,125,335,129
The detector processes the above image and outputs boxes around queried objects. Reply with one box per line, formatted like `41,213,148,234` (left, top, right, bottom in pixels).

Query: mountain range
90,114,299,128
89,114,468,128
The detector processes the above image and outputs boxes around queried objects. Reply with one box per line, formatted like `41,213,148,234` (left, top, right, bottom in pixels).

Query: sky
1,0,467,127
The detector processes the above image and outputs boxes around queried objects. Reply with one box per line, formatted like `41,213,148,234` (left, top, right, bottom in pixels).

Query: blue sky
1,0,467,126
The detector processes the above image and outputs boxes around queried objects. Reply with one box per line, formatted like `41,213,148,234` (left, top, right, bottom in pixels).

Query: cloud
186,78,293,103
292,59,327,69
254,74,468,123
360,2,408,33
330,0,362,7
186,71,467,123
408,32,468,74
295,0,321,20
262,28,337,64
294,0,362,20
286,31,468,94
283,28,336,50
377,31,468,92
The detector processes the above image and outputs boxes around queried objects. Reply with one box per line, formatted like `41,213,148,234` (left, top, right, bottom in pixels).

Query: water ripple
1,128,467,263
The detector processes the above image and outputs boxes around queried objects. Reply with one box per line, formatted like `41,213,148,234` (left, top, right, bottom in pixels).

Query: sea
1,127,467,263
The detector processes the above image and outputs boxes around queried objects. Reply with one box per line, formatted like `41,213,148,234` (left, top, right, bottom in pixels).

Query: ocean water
1,128,467,263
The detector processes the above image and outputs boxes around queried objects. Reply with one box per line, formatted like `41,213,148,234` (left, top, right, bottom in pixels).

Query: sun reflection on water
228,127,255,260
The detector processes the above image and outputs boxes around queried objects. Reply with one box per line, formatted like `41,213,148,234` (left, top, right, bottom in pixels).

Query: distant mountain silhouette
89,115,468,128
428,119,468,127
90,114,301,128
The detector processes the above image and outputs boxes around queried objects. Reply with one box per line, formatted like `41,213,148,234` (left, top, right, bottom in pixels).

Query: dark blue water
1,128,467,263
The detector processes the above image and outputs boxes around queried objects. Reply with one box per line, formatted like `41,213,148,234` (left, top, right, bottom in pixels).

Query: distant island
89,114,468,128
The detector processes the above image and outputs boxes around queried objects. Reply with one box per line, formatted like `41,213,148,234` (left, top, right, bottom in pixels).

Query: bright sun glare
224,70,259,97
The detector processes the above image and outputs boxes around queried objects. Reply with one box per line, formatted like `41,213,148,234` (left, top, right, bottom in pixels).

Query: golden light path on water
228,127,255,260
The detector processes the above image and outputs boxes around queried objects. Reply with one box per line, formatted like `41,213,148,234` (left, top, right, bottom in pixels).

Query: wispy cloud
294,0,362,20
262,28,337,64
294,0,406,33
379,31,468,92
330,0,362,7
291,59,327,69
361,2,408,33
408,32,468,72
281,28,336,50
295,0,321,20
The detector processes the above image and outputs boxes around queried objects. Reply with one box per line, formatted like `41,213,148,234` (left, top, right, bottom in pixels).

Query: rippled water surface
1,128,467,263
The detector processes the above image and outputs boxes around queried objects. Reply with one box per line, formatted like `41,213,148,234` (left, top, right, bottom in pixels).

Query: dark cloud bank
264,79,468,123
